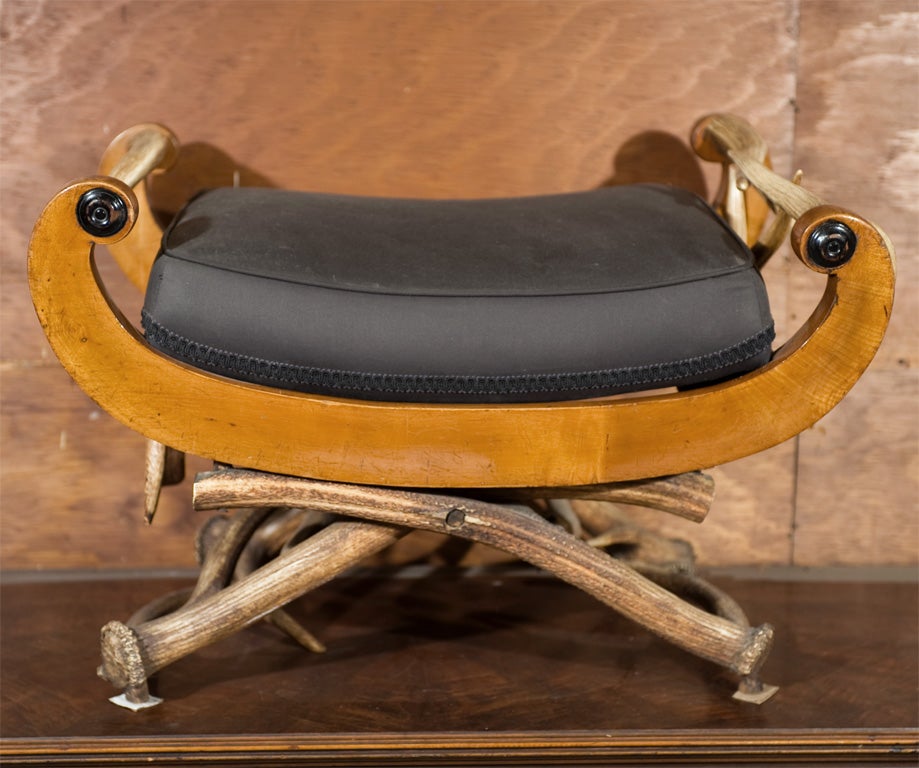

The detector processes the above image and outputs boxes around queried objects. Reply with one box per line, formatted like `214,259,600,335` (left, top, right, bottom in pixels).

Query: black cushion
141,184,774,403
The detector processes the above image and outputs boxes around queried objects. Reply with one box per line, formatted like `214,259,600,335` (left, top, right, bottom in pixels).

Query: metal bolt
806,220,857,270
445,508,466,528
76,188,128,238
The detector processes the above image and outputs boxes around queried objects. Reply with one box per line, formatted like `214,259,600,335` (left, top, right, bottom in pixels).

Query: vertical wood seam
788,0,802,567
790,434,801,565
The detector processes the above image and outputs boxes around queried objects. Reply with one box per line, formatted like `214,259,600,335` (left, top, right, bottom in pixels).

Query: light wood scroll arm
27,121,895,489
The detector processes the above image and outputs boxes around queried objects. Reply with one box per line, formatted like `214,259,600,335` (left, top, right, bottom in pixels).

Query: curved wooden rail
27,119,895,488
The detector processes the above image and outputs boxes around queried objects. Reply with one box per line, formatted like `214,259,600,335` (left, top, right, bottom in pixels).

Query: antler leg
98,519,407,706
194,469,774,686
101,467,774,706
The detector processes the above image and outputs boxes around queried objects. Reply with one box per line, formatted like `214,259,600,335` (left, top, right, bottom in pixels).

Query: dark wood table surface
1,568,916,765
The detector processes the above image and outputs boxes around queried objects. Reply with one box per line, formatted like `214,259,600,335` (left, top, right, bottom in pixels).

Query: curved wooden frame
27,115,895,489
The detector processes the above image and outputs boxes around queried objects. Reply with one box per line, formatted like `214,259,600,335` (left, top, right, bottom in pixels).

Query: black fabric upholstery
142,184,774,403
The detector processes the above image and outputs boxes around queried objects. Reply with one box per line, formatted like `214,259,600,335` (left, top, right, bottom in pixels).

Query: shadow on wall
145,131,707,221
601,131,708,200
148,142,277,227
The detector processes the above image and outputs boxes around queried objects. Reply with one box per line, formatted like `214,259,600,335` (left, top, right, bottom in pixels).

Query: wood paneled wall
1,0,915,570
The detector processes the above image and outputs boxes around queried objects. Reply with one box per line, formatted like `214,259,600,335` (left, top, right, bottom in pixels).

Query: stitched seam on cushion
141,311,775,397
156,249,757,300
159,186,757,300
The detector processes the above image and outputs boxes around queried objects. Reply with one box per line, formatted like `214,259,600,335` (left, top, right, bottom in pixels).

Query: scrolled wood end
791,205,864,274
46,175,140,247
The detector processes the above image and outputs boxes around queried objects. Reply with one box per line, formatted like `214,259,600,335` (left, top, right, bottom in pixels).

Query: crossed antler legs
98,469,776,709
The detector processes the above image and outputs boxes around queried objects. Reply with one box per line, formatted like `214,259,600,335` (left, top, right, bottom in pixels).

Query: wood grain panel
791,0,919,565
1,0,798,359
794,372,919,565
0,0,810,568
792,0,918,373
617,444,797,566
0,365,206,569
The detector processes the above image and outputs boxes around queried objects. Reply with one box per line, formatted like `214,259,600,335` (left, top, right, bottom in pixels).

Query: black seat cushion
141,184,774,403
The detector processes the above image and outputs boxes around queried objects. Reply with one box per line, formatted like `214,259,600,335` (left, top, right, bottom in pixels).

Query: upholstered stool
28,114,895,709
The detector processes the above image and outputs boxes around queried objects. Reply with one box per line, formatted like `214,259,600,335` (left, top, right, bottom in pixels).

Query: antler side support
97,470,773,706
